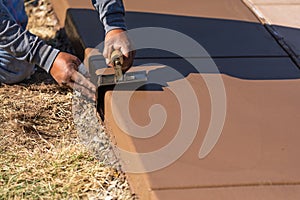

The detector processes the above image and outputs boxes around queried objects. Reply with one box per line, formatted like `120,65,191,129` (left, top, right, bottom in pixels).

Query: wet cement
104,57,300,199
63,0,288,60
50,0,300,199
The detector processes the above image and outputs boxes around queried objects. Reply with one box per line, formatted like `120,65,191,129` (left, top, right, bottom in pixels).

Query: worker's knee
0,49,35,84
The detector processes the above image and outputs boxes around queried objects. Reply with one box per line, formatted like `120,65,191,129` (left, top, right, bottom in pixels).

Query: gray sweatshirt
0,0,126,72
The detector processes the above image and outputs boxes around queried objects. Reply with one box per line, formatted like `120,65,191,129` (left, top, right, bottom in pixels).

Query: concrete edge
242,0,300,68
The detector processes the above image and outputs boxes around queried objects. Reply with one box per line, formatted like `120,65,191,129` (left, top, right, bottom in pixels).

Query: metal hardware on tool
96,49,148,86
91,48,148,121
98,70,148,86
110,49,124,82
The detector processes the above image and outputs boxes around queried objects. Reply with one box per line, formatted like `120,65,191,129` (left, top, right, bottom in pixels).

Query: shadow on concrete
134,57,300,81
272,25,300,59
65,9,300,119
124,12,285,58
66,9,300,81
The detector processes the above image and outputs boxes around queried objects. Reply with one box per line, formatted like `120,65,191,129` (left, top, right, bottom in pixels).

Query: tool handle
111,49,123,81
111,49,124,67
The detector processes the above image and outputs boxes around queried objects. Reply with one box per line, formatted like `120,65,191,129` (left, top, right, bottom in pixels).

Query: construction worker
0,0,134,100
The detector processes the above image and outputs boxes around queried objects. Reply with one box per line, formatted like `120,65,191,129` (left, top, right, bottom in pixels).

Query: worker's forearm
0,1,59,72
91,0,127,33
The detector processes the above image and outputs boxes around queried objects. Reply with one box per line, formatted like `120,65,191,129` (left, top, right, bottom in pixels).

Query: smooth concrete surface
51,0,260,24
150,185,300,200
250,0,300,4
49,1,300,199
92,57,300,81
103,58,300,199
124,12,287,58
67,9,289,58
123,0,258,22
58,0,288,59
257,5,300,28
49,0,94,26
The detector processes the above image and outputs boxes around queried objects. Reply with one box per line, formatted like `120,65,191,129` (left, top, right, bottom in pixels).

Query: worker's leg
0,0,35,84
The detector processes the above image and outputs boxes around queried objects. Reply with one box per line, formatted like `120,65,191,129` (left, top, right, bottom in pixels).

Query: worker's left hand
103,29,135,73
50,52,96,101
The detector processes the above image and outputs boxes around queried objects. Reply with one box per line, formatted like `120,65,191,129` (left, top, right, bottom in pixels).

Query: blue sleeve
0,1,60,72
91,0,127,33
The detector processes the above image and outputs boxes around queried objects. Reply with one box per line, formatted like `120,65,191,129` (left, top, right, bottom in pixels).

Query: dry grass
25,0,60,39
0,1,135,199
0,83,133,200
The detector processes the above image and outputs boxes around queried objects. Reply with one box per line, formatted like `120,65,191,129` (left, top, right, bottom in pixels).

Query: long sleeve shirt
0,0,126,72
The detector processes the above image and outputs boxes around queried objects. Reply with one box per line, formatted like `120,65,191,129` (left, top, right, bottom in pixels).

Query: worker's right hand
50,52,96,101
103,29,135,73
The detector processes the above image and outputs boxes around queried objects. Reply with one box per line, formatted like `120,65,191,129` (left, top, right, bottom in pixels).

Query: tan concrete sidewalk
244,0,300,28
50,0,300,199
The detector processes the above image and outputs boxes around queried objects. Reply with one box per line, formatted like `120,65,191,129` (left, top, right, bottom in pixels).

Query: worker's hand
50,52,96,101
103,29,135,73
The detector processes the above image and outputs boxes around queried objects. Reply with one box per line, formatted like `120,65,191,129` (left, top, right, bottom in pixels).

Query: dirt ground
0,0,134,199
